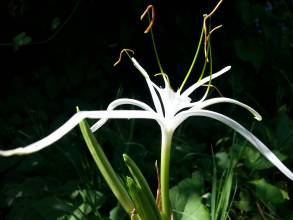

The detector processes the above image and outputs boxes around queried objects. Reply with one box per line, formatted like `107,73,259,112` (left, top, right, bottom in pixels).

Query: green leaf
125,177,146,220
123,154,161,220
170,172,204,220
249,178,289,204
180,194,209,220
78,110,134,214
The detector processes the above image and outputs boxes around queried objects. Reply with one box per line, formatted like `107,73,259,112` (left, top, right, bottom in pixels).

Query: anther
140,5,155,33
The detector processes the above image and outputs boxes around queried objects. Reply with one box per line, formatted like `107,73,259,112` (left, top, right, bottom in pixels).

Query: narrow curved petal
131,57,164,115
189,97,262,121
0,110,160,156
181,66,231,98
174,110,293,181
91,98,154,132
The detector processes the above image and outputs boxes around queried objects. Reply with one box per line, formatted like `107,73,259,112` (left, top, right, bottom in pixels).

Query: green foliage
211,155,236,220
0,176,106,220
241,146,287,170
170,172,208,220
234,191,251,213
180,194,209,220
249,178,289,204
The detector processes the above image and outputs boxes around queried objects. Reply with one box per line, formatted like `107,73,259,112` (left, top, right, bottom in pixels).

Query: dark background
0,0,292,219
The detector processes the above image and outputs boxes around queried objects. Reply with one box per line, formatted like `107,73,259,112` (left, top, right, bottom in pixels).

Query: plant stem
160,127,174,220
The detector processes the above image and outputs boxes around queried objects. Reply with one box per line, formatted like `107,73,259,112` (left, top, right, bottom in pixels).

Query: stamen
205,0,223,19
114,49,135,66
209,25,223,36
154,72,170,86
205,25,223,57
179,0,224,93
203,0,224,61
202,84,224,97
140,5,155,33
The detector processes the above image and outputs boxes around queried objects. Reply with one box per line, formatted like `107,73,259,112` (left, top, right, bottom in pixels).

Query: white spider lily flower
0,57,292,181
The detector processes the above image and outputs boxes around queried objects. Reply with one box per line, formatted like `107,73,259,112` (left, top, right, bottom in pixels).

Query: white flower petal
157,87,192,118
0,110,159,156
131,58,164,115
174,109,293,181
181,66,231,98
189,97,262,121
91,98,154,132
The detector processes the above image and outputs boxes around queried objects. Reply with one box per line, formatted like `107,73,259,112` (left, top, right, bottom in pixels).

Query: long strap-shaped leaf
78,111,134,215
126,176,162,220
124,154,162,220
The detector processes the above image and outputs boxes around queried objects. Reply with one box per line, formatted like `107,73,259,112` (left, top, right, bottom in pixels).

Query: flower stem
160,127,174,220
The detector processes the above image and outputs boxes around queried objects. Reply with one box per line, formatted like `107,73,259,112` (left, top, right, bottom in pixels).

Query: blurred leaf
249,178,289,204
53,180,80,197
276,106,293,149
242,146,287,170
236,0,253,26
234,38,265,69
76,189,105,209
13,32,32,50
109,204,127,220
67,202,92,220
2,177,49,200
0,157,21,172
32,196,76,220
234,190,251,212
4,198,41,220
51,17,61,31
215,152,230,170
13,154,45,173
